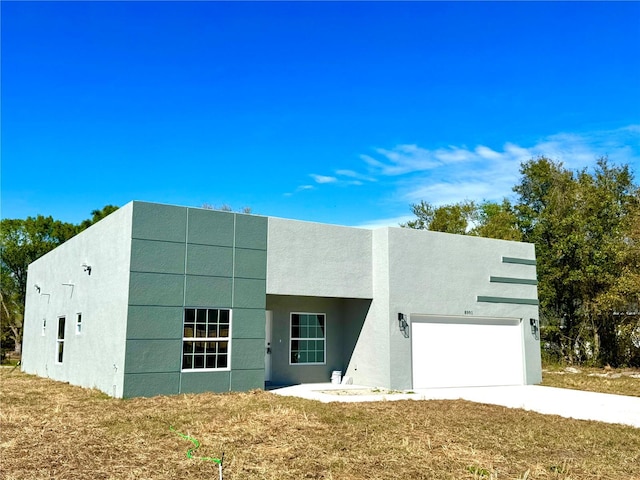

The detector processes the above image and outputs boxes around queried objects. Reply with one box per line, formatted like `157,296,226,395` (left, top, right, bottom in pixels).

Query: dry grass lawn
542,366,640,397
2,370,639,480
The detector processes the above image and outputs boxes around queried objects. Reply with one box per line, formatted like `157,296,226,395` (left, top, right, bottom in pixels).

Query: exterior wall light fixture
82,263,92,275
398,313,409,337
34,284,41,293
530,318,539,340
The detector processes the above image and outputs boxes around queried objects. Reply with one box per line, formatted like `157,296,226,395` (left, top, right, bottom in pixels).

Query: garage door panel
411,316,524,388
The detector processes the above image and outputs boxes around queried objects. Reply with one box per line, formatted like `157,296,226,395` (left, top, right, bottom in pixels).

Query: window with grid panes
290,313,325,364
182,308,231,370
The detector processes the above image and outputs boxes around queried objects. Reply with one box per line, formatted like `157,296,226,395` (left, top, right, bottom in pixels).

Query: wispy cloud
310,174,337,184
361,125,640,206
351,125,640,226
335,169,359,177
288,169,375,196
335,169,377,182
284,184,314,197
360,144,442,175
398,142,532,205
289,126,640,222
355,214,416,230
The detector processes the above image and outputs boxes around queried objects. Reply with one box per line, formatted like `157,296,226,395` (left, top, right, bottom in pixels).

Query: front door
265,310,273,382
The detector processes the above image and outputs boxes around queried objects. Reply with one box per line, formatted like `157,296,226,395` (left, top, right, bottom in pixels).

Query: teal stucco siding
123,202,267,398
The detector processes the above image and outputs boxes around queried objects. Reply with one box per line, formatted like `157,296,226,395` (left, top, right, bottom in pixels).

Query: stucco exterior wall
266,217,373,299
342,228,392,387
385,227,541,389
21,204,133,397
267,222,541,390
266,295,370,385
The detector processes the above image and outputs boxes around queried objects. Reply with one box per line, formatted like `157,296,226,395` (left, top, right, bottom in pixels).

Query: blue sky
2,1,639,228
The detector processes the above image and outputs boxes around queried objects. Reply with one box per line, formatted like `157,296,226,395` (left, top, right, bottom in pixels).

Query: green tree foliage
515,157,639,366
1,205,119,355
402,199,521,241
603,198,640,365
0,216,76,354
403,200,476,234
403,156,639,366
77,205,120,231
1,268,22,356
472,200,523,241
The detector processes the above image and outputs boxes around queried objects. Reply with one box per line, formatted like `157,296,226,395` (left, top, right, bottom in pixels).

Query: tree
513,158,582,362
77,205,119,231
514,157,639,366
601,195,640,365
402,200,477,234
1,205,120,356
0,216,77,354
1,267,22,355
471,200,522,241
402,199,521,241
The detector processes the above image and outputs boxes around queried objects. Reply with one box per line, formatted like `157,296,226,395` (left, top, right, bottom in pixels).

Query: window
76,313,82,335
56,317,66,363
182,308,231,370
290,313,326,364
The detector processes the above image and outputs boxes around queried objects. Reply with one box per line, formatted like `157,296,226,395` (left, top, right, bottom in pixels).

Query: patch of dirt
318,388,410,396
543,367,640,378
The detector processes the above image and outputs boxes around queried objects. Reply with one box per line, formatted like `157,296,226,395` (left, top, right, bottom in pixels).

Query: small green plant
467,465,491,478
170,426,223,479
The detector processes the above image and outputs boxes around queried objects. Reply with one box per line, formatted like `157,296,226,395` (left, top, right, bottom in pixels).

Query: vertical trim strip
230,214,236,391
232,214,236,308
179,208,189,394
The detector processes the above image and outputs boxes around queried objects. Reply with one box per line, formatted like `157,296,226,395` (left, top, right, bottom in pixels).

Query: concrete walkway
271,383,640,428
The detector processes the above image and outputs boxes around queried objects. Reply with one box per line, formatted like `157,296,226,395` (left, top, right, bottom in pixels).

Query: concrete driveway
271,383,640,428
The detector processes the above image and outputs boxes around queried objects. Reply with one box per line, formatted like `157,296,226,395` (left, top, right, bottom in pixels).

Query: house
21,201,542,398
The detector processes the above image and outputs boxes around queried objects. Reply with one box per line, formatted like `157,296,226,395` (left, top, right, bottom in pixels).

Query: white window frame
75,313,82,335
289,312,326,365
181,307,232,372
56,316,66,364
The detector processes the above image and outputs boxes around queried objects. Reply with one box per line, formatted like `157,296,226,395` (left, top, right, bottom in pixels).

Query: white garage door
411,315,524,389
